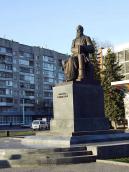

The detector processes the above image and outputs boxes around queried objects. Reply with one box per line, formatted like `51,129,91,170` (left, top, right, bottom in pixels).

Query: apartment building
0,38,67,125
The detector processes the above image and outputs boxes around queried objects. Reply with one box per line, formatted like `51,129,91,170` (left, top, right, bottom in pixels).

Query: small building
111,80,129,128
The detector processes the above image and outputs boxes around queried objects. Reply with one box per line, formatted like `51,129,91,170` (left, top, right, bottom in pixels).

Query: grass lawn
111,157,129,163
0,131,7,137
10,130,35,136
0,130,35,137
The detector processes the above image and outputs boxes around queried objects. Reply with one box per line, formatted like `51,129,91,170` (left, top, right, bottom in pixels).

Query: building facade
0,38,67,125
101,43,129,80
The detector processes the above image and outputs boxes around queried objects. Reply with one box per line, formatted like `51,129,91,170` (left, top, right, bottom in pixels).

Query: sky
0,0,129,54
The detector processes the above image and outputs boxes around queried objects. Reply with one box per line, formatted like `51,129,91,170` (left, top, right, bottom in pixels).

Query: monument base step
0,146,96,167
71,132,129,144
41,155,96,164
72,129,125,136
22,130,129,148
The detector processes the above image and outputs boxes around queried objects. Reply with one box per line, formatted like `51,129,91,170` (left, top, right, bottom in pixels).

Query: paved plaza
0,137,129,171
0,161,129,172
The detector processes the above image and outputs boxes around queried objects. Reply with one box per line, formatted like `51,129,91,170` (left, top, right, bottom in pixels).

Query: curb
97,159,129,167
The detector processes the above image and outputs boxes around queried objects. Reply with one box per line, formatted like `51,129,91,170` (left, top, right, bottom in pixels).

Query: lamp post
22,97,25,125
21,84,25,125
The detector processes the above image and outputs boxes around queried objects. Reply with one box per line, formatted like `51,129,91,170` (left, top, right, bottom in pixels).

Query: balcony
0,110,18,116
0,102,14,106
19,111,35,116
23,96,35,99
0,110,36,116
20,103,34,107
0,68,12,72
0,51,12,57
0,85,6,88
0,95,13,98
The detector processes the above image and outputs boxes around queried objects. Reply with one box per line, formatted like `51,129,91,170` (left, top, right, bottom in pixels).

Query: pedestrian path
1,162,129,172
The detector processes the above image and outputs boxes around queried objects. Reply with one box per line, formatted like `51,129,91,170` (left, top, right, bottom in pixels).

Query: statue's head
76,25,84,37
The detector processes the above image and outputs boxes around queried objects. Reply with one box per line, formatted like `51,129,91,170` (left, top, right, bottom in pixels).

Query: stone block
51,81,109,132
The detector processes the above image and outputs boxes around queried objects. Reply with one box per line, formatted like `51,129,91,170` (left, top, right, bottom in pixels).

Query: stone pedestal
51,81,109,133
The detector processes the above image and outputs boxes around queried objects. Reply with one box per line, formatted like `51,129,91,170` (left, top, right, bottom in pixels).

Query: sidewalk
1,161,129,172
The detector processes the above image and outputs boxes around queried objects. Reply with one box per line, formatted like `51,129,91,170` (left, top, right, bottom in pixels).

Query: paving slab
1,162,129,172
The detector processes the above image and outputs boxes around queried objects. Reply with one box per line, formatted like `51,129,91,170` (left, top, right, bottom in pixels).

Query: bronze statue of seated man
63,25,95,82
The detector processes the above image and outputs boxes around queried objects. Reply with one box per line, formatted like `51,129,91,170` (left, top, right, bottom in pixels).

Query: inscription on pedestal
57,92,68,98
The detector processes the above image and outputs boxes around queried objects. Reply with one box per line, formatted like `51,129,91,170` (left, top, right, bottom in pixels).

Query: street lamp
22,97,25,125
21,84,25,125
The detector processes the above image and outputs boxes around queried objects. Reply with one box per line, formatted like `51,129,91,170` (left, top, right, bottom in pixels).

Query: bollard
7,131,9,137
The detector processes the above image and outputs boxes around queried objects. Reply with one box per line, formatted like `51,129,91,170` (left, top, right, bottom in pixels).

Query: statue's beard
76,32,83,38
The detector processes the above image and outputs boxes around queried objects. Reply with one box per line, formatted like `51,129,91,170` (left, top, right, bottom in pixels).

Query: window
19,51,33,59
6,48,12,53
20,75,24,81
23,107,34,113
30,68,34,74
43,70,54,78
6,89,12,95
13,83,17,88
25,91,34,96
20,67,34,74
20,83,35,89
6,64,12,70
126,62,129,73
58,73,64,80
24,53,33,58
20,67,30,73
0,89,6,95
6,56,13,63
20,98,35,104
125,50,129,61
6,81,13,86
44,92,52,97
43,56,55,63
0,80,5,86
13,52,17,56
0,64,12,70
25,75,34,83
44,77,54,83
30,84,35,89
13,67,17,72
0,72,13,78
19,59,29,65
118,51,125,62
0,98,13,103
44,84,53,90
0,64,5,69
29,61,34,66
43,62,55,71
0,47,6,53
19,51,24,57
13,59,17,64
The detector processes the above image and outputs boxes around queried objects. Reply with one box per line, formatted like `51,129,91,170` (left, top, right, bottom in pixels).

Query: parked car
31,120,49,130
20,123,32,128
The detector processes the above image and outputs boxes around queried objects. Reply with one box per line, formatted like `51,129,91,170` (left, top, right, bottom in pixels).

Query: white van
31,120,49,130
